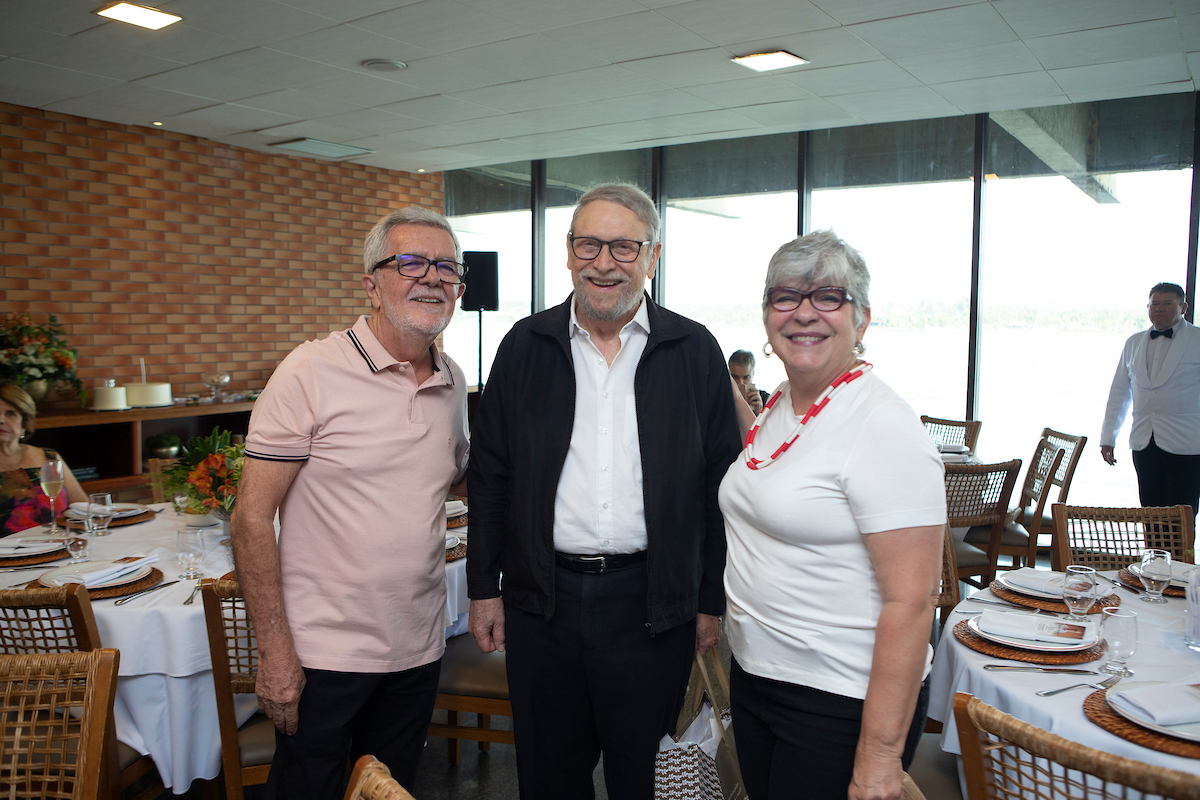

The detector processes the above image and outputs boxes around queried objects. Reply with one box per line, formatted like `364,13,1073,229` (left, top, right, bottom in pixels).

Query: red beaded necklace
743,362,872,470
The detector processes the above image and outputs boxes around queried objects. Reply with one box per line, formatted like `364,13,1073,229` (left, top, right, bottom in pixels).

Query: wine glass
39,458,65,535
1138,549,1172,604
176,528,206,580
1099,607,1138,677
87,492,115,537
201,372,230,401
1061,565,1098,622
64,519,89,564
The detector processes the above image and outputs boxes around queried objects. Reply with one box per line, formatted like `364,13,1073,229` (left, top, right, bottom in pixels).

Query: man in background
729,349,769,414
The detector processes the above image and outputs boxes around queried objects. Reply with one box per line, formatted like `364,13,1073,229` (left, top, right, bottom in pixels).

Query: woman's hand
849,749,904,800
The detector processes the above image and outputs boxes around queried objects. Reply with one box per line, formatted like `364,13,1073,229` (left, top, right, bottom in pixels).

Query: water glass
1186,567,1200,652
176,528,206,580
65,519,89,564
1100,607,1138,677
1138,549,1172,604
1061,565,1098,622
87,492,115,537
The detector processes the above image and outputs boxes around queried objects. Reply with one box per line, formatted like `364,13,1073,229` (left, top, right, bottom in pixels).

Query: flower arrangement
165,428,245,516
0,312,86,405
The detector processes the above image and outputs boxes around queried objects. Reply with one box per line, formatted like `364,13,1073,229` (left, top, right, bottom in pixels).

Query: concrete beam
990,105,1119,203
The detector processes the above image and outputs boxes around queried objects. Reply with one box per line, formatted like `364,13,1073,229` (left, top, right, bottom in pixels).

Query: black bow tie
1151,328,1174,339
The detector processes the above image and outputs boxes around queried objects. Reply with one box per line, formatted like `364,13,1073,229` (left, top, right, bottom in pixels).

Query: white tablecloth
929,577,1200,779
4,508,470,793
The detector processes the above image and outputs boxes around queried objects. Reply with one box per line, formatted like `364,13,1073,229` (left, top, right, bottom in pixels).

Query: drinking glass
64,519,89,564
176,528,206,580
1138,548,1172,604
1099,607,1138,677
1061,565,1098,622
39,458,65,535
87,492,115,537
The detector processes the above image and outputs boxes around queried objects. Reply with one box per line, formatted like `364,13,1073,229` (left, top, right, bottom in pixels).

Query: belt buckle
578,555,606,573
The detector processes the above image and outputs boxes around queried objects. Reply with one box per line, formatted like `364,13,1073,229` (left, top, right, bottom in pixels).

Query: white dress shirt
553,299,650,554
1147,321,1179,382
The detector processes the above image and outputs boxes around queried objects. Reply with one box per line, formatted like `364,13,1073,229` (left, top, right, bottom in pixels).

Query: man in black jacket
466,183,741,800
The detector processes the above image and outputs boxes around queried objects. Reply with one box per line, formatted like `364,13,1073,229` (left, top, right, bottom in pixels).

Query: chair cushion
953,539,990,569
439,632,510,700
964,523,1030,548
1013,507,1054,534
238,713,276,767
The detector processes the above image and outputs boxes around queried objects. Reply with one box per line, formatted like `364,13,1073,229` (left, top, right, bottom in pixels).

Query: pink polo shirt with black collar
246,315,469,673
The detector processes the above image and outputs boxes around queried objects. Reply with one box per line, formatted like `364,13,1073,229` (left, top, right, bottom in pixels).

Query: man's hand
1100,445,1117,465
470,597,506,653
696,613,721,655
745,384,763,415
257,645,306,735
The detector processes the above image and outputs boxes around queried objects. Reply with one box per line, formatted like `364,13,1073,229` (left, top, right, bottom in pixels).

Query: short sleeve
244,345,316,462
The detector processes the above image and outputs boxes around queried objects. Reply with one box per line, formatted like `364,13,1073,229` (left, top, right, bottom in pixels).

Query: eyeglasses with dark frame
568,235,651,263
766,286,854,313
371,254,468,285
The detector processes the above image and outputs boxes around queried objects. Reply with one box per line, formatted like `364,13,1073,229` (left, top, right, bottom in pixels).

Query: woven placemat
1116,567,1185,598
447,514,467,529
952,620,1104,664
990,581,1122,613
29,567,164,600
1084,690,1200,759
57,508,158,529
446,542,466,562
0,547,69,566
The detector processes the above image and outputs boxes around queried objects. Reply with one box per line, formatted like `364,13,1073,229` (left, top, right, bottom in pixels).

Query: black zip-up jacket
466,294,742,634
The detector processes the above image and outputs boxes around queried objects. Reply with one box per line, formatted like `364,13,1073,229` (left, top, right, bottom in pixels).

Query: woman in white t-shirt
720,231,946,800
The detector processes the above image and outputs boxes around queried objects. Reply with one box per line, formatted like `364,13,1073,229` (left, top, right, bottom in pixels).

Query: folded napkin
1109,681,1200,726
47,555,158,588
0,536,63,553
977,610,1093,644
445,500,467,517
1135,562,1198,583
937,443,968,454
1006,567,1113,597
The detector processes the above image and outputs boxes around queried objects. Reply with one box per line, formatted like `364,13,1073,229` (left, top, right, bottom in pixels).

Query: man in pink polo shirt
232,206,470,797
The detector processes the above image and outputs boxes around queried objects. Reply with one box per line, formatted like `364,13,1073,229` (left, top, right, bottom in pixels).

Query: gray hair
729,350,755,372
570,183,660,244
762,230,871,327
362,207,462,274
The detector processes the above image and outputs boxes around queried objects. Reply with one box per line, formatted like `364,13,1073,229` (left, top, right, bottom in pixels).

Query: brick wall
1,102,444,413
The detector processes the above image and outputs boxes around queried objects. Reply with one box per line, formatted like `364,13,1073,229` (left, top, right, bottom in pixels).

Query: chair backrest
0,649,120,800
936,523,960,612
953,692,1200,800
1051,504,1196,572
1041,427,1087,504
944,460,1022,528
921,416,982,451
0,584,102,654
1015,440,1065,538
343,755,417,800
146,458,179,504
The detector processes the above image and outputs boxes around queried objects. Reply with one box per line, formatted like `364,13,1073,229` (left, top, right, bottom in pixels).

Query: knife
983,665,1099,674
963,597,1028,609
113,580,181,606
1101,574,1142,594
0,563,67,572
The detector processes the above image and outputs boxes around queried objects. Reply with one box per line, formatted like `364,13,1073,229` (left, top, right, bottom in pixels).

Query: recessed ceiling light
96,3,182,30
731,50,808,72
273,139,374,159
361,59,408,72
416,169,426,173
152,121,163,126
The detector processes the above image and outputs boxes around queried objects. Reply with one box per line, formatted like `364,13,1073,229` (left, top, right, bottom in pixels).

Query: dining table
928,573,1200,791
1,506,471,793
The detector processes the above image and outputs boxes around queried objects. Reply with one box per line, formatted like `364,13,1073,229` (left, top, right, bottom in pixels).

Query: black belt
555,551,647,574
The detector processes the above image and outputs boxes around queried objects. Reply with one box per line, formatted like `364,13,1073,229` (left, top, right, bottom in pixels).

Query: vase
183,511,220,528
23,379,48,406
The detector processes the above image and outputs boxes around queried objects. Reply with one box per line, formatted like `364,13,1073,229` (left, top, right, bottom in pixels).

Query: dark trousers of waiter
504,554,696,800
1131,434,1200,517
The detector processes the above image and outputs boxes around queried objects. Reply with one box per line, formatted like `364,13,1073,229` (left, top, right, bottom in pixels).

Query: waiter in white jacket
1101,282,1200,515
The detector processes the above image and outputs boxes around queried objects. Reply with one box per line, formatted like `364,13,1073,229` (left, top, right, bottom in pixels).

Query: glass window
978,95,1195,507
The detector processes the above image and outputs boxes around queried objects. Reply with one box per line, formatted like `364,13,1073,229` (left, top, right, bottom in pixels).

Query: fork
1035,674,1121,697
182,579,203,605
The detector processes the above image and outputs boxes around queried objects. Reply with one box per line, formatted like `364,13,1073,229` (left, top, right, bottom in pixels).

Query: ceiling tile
682,76,815,107
314,108,429,134
254,119,374,141
589,88,718,120
0,25,66,59
896,41,1042,84
393,123,506,147
163,102,300,131
825,85,960,121
67,22,248,64
44,83,214,121
460,0,645,31
650,108,758,134
17,40,185,82
657,0,838,46
137,65,281,103
461,34,608,80
619,49,753,88
376,95,500,123
991,0,1173,39
191,48,351,88
350,0,527,54
1066,79,1194,104
783,60,922,96
1049,54,1191,95
806,0,986,26
718,96,857,127
1024,19,1183,71
267,24,436,68
157,0,335,45
449,66,667,113
502,129,608,151
931,70,1065,113
544,11,712,63
378,53,518,94
1181,14,1200,52
236,88,363,117
5,0,109,36
729,26,886,69
272,0,424,23
298,72,428,105
848,4,1019,60
0,58,120,105
581,119,683,144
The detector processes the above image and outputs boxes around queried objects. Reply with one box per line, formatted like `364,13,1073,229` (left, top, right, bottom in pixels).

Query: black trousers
1132,434,1200,517
729,658,928,800
504,563,696,800
264,660,441,800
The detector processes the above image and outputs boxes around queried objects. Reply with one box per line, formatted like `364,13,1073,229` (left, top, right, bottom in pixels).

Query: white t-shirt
720,372,945,700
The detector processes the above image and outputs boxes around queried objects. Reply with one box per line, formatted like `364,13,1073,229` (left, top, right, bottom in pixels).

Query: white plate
65,503,146,520
0,540,65,557
1107,682,1200,744
445,535,461,550
966,616,1099,652
995,573,1065,600
1127,562,1192,589
38,561,153,589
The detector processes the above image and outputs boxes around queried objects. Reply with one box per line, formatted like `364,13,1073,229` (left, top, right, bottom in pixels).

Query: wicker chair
964,441,1063,570
146,458,179,504
936,523,961,626
945,460,1022,587
921,416,982,451
429,633,515,765
343,755,417,800
953,692,1200,800
0,649,120,800
0,585,161,800
1050,504,1196,572
200,578,276,800
1014,428,1087,535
